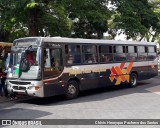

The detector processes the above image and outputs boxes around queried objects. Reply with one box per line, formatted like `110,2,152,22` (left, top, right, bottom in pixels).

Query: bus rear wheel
129,73,137,87
65,80,79,99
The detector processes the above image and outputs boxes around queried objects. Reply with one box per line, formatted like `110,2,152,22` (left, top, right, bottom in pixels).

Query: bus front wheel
65,80,79,99
129,73,138,87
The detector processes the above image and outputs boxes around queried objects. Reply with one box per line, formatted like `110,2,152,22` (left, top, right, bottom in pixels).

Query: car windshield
7,47,41,79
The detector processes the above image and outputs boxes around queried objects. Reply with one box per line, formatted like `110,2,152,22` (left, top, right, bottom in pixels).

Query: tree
61,0,112,39
110,0,160,41
0,0,72,41
149,0,160,43
0,0,160,42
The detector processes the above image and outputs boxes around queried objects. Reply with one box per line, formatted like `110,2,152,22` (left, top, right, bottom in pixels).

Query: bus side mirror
1,49,5,58
1,48,8,60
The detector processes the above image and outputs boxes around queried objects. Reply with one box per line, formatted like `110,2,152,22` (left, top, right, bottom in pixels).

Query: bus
0,42,12,60
6,37,158,99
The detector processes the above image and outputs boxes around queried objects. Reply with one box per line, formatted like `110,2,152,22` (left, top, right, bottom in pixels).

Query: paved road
1,76,160,128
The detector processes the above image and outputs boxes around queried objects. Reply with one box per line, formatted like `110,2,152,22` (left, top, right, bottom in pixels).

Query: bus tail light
35,86,40,90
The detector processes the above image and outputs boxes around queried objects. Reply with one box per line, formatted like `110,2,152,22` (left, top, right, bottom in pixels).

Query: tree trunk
97,30,103,39
0,28,10,42
29,8,39,36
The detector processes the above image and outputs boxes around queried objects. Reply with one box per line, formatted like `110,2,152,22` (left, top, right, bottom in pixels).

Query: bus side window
51,49,63,72
114,45,126,61
126,46,137,61
44,48,62,78
138,46,147,61
99,45,113,63
82,45,98,64
65,45,81,65
148,46,157,60
50,50,55,67
67,55,74,64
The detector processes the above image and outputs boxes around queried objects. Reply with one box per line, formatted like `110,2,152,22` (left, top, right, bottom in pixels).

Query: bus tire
65,80,79,100
129,73,137,87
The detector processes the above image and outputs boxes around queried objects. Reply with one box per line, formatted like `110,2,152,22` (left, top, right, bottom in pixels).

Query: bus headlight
28,86,40,91
35,86,40,90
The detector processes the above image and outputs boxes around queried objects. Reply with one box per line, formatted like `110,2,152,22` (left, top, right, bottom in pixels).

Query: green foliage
0,0,72,41
27,1,38,8
0,0,160,42
150,0,160,43
61,0,111,39
111,0,160,41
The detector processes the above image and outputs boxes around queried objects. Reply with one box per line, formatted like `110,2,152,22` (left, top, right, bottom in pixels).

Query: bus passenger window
126,46,138,61
138,46,147,61
99,45,113,63
43,49,48,67
50,50,55,67
67,55,74,64
114,46,126,61
65,45,81,64
148,46,157,60
44,48,63,78
82,45,98,64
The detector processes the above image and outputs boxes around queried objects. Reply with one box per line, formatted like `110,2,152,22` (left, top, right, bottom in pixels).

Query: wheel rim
68,84,76,95
131,75,137,86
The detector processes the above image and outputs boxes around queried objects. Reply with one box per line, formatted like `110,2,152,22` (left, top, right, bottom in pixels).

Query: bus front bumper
6,80,44,97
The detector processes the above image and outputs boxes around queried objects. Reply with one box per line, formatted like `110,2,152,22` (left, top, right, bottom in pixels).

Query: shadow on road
0,75,159,107
0,107,52,119
0,76,159,120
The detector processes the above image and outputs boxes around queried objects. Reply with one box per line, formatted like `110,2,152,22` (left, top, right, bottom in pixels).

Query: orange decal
115,66,126,82
115,77,121,85
120,63,125,69
109,76,115,82
110,62,134,85
125,75,130,82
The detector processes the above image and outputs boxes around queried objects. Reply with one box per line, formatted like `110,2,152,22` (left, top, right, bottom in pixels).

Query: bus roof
15,37,156,46
43,37,157,46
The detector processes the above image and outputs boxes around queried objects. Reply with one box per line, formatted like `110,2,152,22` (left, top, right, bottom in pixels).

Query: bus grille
13,86,26,90
9,81,31,85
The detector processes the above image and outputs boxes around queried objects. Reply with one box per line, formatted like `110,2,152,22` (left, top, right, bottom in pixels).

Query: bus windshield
7,47,41,79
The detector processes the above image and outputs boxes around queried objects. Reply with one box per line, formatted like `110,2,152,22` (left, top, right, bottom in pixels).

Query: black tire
129,73,138,87
65,80,79,100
